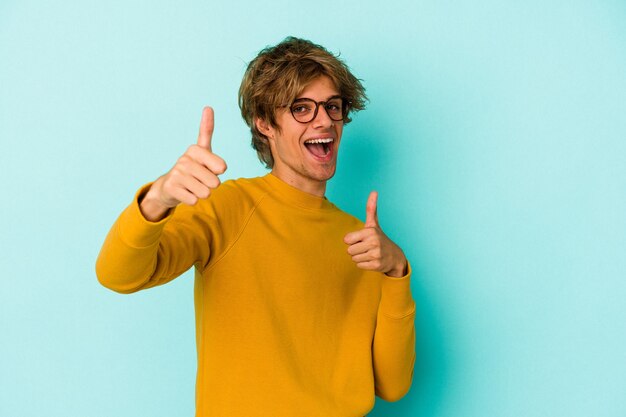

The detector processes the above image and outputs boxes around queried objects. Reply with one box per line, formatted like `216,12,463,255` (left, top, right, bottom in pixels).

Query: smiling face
256,75,344,196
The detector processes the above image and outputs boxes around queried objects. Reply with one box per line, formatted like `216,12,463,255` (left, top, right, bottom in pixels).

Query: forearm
96,187,173,293
96,107,226,293
372,267,416,402
95,184,207,293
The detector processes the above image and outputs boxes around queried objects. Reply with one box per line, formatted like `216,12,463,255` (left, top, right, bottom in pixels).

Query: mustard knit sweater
96,173,416,417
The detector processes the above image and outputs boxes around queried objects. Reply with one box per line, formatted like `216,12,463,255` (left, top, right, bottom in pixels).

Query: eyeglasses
287,96,347,124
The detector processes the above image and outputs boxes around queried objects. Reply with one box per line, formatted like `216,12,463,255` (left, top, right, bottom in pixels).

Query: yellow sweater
96,173,416,416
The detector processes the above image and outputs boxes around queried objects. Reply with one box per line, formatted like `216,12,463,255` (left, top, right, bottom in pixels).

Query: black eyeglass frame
286,96,349,124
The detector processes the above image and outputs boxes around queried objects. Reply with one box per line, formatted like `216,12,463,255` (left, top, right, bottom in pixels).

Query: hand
343,191,408,277
140,107,228,221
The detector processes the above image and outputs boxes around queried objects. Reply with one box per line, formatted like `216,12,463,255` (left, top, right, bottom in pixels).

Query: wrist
385,256,408,278
139,184,172,222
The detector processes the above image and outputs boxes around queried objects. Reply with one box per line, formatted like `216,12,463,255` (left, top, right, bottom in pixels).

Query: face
257,75,344,195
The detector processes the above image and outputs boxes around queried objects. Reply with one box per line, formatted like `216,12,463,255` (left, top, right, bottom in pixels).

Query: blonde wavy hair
238,37,368,168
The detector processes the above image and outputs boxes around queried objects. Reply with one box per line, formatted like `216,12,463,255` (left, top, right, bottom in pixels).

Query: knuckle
176,156,190,169
169,168,184,181
162,180,175,194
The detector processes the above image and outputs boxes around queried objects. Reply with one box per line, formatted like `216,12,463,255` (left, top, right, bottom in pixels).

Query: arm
344,191,416,400
95,184,214,293
96,107,227,293
372,268,416,401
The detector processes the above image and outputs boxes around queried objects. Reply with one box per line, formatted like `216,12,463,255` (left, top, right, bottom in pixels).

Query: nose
312,103,333,128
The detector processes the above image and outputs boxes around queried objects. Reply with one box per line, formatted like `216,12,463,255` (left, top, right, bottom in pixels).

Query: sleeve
95,183,221,294
372,262,416,402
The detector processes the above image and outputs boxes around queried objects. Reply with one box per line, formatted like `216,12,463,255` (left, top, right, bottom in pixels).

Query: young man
97,37,415,416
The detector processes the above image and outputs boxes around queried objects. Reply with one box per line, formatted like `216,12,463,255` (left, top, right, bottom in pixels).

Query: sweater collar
262,173,336,211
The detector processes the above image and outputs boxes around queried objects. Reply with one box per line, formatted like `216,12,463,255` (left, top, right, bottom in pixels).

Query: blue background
1,1,625,416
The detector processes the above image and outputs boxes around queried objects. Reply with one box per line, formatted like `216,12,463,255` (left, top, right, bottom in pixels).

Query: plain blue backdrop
1,1,625,416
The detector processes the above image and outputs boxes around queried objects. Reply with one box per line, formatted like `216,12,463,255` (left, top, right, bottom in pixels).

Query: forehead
296,75,340,100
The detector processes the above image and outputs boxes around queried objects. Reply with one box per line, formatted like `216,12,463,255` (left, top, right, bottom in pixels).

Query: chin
312,166,337,182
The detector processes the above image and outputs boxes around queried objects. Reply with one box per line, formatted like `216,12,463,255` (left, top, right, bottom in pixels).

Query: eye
326,100,342,113
292,103,313,114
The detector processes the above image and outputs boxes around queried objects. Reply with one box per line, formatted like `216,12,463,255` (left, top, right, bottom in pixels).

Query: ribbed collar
262,173,336,211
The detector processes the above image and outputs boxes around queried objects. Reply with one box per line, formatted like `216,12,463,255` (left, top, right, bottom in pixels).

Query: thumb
197,106,214,151
365,191,379,228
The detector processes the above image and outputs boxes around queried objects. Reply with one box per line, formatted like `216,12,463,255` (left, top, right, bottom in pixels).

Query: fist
343,191,408,278
140,107,227,221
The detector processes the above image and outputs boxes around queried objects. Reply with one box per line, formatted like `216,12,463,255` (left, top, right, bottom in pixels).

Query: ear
255,117,274,139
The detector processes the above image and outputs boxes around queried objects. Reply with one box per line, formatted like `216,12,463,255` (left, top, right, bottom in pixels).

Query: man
97,37,415,416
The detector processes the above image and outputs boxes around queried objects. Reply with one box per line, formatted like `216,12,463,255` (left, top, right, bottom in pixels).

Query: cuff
379,262,416,318
117,183,176,248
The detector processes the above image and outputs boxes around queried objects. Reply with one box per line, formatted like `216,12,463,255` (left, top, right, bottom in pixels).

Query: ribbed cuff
380,262,415,318
117,183,176,248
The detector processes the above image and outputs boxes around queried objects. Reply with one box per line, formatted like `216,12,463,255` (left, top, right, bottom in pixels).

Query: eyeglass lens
290,98,344,123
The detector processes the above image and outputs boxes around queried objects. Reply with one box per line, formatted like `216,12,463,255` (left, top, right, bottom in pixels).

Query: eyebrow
293,94,342,103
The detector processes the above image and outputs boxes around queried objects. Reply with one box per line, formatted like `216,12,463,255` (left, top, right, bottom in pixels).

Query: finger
351,252,374,263
179,175,211,200
343,229,372,245
197,106,214,151
188,146,227,175
365,191,379,228
187,162,221,189
356,260,381,271
347,241,373,256
168,186,200,206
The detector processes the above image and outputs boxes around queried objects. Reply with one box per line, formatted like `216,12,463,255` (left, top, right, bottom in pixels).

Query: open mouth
303,138,334,159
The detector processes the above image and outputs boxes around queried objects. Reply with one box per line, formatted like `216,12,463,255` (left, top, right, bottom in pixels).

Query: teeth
305,138,334,144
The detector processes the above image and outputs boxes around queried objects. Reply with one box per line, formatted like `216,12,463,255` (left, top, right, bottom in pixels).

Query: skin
343,190,407,278
139,107,226,222
256,76,343,197
140,76,407,277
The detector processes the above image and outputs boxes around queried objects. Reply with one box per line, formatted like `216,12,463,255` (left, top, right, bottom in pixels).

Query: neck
270,169,327,197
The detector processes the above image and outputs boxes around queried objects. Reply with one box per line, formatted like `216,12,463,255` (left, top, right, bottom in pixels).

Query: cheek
335,125,344,140
273,130,304,155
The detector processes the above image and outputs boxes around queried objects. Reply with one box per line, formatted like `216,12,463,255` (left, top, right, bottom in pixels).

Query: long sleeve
95,174,417,415
95,184,213,294
372,263,416,402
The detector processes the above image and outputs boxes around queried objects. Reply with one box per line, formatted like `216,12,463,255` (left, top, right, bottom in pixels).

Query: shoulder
167,176,271,247
212,176,270,206
191,176,270,221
